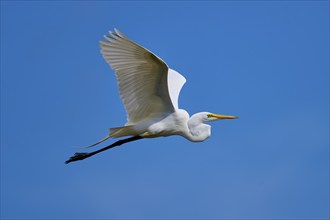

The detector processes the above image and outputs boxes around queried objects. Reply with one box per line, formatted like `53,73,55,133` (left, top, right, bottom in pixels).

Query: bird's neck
185,114,211,142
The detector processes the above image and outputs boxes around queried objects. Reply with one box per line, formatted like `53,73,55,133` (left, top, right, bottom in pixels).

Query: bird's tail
83,126,136,148
84,134,112,148
109,126,136,138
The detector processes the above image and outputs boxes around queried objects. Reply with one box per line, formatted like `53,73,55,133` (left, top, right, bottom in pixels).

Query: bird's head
189,112,238,126
187,112,238,142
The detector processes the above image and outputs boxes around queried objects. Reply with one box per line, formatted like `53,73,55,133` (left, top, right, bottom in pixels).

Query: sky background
1,1,329,219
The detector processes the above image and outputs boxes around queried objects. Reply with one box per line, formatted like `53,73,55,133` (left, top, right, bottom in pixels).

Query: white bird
65,29,237,164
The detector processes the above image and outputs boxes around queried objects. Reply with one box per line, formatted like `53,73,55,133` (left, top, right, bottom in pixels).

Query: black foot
65,152,90,164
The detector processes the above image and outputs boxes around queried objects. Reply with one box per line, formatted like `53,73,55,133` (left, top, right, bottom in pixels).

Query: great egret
65,29,237,164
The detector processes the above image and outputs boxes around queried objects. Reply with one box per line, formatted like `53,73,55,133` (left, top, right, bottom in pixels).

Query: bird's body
128,109,191,138
65,29,237,163
121,109,212,142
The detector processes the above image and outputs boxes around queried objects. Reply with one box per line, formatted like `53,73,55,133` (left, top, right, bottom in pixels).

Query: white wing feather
167,69,186,109
100,29,185,125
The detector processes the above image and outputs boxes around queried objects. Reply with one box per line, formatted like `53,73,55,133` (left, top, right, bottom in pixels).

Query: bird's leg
65,136,143,164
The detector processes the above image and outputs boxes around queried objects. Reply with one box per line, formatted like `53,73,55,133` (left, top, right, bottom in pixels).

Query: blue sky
1,1,329,219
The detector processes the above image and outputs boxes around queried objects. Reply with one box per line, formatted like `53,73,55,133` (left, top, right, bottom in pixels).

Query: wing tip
114,28,126,38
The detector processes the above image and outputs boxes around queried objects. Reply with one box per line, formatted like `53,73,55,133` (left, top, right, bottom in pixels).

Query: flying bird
65,29,237,164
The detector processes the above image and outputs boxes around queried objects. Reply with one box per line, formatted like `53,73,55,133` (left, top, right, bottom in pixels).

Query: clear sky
1,1,329,219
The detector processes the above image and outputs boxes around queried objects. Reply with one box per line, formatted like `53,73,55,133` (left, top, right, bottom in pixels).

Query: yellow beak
209,113,238,120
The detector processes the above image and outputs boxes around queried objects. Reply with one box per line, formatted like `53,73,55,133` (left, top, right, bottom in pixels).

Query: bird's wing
100,29,178,125
167,69,186,110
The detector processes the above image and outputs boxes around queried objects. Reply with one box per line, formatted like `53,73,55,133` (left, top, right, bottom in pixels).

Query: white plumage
100,30,184,125
94,29,237,144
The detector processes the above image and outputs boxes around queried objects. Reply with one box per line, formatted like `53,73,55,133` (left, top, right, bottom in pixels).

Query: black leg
65,136,143,164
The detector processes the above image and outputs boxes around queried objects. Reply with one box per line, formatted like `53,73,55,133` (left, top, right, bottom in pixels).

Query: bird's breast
146,110,189,137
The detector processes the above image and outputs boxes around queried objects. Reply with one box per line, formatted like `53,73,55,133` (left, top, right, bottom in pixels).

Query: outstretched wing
100,29,181,125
